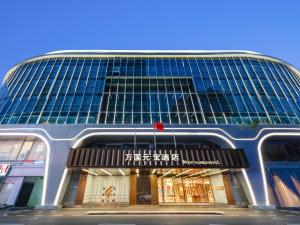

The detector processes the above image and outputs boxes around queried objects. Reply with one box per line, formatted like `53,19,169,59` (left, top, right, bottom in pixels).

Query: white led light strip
2,127,300,207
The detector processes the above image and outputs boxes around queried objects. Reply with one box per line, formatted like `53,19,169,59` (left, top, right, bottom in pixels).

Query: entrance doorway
15,182,34,207
136,169,152,205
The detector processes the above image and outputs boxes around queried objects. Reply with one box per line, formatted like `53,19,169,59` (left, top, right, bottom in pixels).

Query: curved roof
3,50,299,84
45,49,262,55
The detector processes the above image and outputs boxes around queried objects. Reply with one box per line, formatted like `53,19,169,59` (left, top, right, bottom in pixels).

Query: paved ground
0,207,299,225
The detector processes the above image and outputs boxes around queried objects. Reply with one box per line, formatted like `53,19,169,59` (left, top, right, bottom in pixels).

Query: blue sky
0,0,299,79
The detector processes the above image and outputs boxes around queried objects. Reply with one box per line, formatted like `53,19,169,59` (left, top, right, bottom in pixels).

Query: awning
66,148,249,168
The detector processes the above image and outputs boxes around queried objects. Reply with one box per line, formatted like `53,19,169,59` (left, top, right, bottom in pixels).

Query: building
0,50,299,209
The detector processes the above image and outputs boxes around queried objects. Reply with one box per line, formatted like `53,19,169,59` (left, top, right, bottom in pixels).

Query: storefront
62,147,249,207
0,138,46,207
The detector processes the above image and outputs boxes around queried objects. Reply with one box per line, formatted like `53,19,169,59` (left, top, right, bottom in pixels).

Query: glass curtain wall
0,56,299,125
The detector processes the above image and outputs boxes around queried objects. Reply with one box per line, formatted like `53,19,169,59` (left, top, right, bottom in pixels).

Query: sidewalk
57,206,253,215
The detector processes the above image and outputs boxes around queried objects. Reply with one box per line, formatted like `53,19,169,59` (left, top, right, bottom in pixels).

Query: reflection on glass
158,168,216,204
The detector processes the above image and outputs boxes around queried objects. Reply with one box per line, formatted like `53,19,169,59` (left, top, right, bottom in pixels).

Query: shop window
27,141,47,161
0,140,46,161
0,141,23,160
17,141,34,160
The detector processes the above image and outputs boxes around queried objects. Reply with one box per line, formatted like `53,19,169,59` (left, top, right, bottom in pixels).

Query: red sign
154,122,164,131
0,164,11,176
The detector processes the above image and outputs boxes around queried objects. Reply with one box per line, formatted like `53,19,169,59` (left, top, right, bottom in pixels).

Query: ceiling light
188,169,210,177
202,169,229,177
159,169,175,179
100,169,112,176
175,169,192,177
118,169,125,176
81,169,98,176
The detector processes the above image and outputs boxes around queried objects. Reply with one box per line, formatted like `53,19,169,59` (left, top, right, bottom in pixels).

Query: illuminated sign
67,148,249,168
0,164,11,176
125,153,179,162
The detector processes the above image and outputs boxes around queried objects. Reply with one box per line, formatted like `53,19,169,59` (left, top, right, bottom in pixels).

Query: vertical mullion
36,59,61,123
211,58,234,124
172,58,182,124
177,58,190,124
17,60,44,123
50,59,72,123
240,58,273,123
164,59,173,124
277,63,299,97
79,58,93,124
57,58,79,123
140,58,143,124
5,67,20,87
247,58,281,123
40,58,66,123
155,58,162,123
258,60,291,123
46,58,65,99
12,62,36,101
270,61,296,101
185,58,199,124
190,57,206,124
90,58,101,123
225,58,253,124
104,58,114,124
283,66,300,88
218,58,243,124
286,66,300,86
7,62,38,124
203,59,227,124
121,58,127,124
131,57,135,124
66,58,86,124
8,64,30,97
195,59,217,124
6,66,22,88
148,58,153,124
161,59,170,124
25,59,52,124
233,58,262,123
97,58,108,124
113,58,121,124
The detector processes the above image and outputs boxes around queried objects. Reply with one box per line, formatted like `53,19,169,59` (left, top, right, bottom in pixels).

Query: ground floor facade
0,124,300,209
62,168,245,207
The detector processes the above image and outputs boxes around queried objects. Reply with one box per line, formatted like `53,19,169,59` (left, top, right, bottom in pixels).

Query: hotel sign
67,148,249,168
124,153,179,162
0,164,11,176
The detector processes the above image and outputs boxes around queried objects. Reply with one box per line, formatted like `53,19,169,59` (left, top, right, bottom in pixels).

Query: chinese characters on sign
125,153,179,162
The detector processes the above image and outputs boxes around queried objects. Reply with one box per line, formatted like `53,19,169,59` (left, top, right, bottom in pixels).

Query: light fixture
202,169,229,177
136,169,139,174
118,169,125,176
175,169,192,177
159,169,175,179
188,169,210,177
81,169,98,176
100,169,112,176
152,169,157,174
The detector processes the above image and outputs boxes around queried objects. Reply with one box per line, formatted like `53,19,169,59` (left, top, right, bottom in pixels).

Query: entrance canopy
66,148,248,168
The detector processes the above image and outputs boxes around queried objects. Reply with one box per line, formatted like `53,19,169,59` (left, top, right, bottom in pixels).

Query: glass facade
0,54,300,125
0,139,47,161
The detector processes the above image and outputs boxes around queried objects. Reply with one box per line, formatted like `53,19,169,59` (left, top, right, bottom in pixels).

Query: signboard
67,148,248,168
0,164,11,176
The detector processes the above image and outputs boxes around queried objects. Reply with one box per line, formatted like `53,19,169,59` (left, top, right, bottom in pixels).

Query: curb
87,210,224,215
